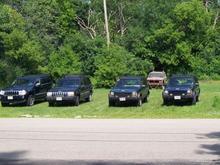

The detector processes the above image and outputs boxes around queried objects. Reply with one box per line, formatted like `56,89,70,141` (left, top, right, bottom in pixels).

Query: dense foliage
0,0,220,87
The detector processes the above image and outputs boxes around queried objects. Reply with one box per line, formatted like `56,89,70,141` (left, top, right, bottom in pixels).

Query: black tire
137,98,142,107
48,102,54,107
191,95,196,105
74,96,80,106
109,100,115,107
196,95,199,102
86,93,92,102
1,103,9,107
27,95,35,106
143,96,148,103
163,100,170,106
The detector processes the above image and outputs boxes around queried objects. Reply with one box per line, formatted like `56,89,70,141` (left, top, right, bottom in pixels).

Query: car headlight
187,89,192,95
47,92,52,97
18,90,27,96
164,90,169,94
67,92,74,96
110,92,114,96
0,90,5,95
132,91,138,97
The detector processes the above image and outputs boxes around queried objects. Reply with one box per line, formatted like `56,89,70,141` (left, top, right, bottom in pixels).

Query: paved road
0,119,220,165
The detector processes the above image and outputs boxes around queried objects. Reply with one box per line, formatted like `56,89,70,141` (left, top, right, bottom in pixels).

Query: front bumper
109,95,139,103
0,95,27,104
47,96,77,103
163,94,194,102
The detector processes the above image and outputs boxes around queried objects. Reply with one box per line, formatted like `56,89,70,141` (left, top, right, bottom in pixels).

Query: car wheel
137,98,142,106
27,95,35,106
75,96,80,106
163,100,170,106
196,95,199,102
86,93,92,102
109,100,115,107
191,95,196,105
143,96,148,103
1,103,9,107
48,102,54,107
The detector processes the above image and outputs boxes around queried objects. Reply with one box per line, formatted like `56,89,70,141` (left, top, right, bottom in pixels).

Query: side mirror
142,85,146,88
35,82,41,87
195,82,199,86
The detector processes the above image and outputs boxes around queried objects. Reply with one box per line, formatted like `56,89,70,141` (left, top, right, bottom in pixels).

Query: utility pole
103,0,110,48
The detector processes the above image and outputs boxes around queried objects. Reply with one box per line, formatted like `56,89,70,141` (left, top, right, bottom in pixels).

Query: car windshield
148,72,164,78
12,78,35,86
57,79,80,87
168,77,194,87
116,79,141,88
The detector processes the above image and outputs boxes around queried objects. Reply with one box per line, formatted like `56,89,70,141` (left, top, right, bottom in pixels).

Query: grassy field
0,81,220,118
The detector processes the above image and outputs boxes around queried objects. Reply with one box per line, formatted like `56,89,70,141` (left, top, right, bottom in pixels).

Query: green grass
0,81,220,118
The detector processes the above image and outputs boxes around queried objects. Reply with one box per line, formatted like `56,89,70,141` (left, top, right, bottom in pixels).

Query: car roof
120,76,143,79
63,75,88,79
171,74,196,79
19,74,50,80
149,71,165,73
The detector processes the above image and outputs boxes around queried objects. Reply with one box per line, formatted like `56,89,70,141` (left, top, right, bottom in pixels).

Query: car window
148,72,164,78
56,78,80,87
12,78,35,87
116,79,142,88
168,77,194,86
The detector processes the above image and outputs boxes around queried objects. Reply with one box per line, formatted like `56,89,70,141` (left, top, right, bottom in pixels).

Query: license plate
119,97,126,101
7,96,13,100
56,97,62,101
174,96,181,100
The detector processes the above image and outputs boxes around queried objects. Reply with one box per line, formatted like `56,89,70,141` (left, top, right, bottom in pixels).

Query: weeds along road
0,119,220,165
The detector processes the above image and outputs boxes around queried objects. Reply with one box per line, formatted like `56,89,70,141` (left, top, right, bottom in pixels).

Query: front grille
170,91,187,95
52,92,68,97
5,91,19,96
149,80,159,83
115,92,131,97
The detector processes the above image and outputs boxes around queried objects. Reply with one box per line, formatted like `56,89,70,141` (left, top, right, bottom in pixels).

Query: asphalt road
0,119,220,165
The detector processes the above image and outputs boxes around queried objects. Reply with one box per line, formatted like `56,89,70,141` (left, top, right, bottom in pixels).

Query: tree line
0,0,220,87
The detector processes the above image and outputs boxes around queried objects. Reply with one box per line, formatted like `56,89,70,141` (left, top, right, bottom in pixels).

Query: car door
34,79,42,100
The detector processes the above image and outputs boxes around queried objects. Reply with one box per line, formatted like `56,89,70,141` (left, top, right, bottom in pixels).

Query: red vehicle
147,71,167,88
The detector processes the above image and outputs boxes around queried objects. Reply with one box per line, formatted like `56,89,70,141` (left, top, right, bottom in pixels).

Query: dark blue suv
108,76,150,106
162,75,200,105
0,74,53,106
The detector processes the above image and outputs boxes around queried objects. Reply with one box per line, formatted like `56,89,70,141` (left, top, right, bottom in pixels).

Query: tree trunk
103,0,110,48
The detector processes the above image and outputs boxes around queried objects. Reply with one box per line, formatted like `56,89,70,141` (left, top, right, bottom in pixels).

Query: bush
47,44,81,78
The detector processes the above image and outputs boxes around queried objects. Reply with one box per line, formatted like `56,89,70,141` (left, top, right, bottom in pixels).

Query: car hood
49,86,79,92
111,87,139,93
3,85,33,92
147,77,164,81
166,85,192,91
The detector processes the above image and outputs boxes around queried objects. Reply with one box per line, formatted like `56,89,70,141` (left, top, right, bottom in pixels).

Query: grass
0,81,220,118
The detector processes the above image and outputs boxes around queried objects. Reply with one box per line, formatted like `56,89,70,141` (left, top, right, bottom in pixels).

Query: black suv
108,76,150,106
162,75,200,105
0,74,53,106
46,75,93,106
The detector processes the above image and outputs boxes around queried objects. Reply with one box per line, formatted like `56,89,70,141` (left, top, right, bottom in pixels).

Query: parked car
147,71,167,88
162,75,200,105
46,75,93,106
108,76,150,106
0,74,53,106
